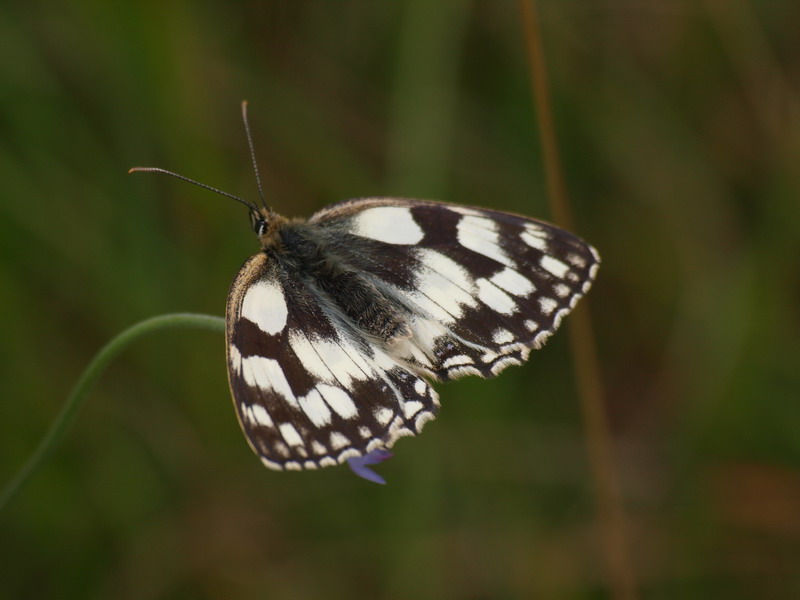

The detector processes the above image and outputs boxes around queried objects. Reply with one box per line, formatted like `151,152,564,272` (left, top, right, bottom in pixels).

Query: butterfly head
249,206,286,249
249,207,268,236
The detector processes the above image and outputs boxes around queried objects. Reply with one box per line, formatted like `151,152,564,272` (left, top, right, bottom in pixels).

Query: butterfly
131,102,599,483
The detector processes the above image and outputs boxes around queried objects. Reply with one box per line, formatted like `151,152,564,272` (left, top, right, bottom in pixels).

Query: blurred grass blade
0,313,225,516
518,2,637,599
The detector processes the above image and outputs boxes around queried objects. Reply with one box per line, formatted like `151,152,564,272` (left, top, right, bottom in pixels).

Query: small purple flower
347,449,393,484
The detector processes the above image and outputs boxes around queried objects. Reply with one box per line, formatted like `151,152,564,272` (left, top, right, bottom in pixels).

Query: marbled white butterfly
132,103,599,482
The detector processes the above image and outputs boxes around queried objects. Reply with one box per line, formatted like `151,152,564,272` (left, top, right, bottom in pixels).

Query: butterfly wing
226,252,439,470
309,198,600,380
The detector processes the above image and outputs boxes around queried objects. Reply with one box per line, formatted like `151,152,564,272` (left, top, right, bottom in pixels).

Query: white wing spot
534,330,553,348
351,206,424,245
274,441,290,458
476,278,517,315
491,356,522,375
540,255,570,278
241,280,288,335
359,426,372,439
566,253,587,268
524,319,539,332
315,337,371,387
298,388,332,427
241,357,297,408
415,411,436,431
228,344,243,373
329,432,350,450
287,334,331,384
410,250,478,323
317,384,358,419
521,229,549,251
403,400,424,419
337,337,378,376
338,448,360,462
375,407,393,426
311,440,327,456
554,283,571,298
447,365,481,378
457,215,514,267
279,423,303,446
400,288,456,325
261,456,281,470
539,297,558,315
402,290,457,326
413,379,427,396
288,333,370,389
442,355,474,368
492,328,515,345
489,267,535,297
482,350,500,364
250,404,274,428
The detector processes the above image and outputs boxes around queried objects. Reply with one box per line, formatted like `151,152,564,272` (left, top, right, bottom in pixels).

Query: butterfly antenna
241,100,269,211
128,167,257,211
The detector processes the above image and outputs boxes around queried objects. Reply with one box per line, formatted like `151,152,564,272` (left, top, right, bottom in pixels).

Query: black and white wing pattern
226,251,439,471
226,197,599,473
309,198,600,381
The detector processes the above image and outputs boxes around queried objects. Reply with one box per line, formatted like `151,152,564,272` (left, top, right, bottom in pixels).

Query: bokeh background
2,1,799,598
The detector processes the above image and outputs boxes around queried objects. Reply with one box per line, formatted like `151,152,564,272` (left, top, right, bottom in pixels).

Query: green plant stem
0,313,225,515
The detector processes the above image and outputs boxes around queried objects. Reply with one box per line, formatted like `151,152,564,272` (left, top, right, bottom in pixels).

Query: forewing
310,198,599,380
226,252,439,471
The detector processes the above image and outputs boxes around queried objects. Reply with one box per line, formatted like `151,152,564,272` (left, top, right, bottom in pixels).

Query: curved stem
0,313,225,515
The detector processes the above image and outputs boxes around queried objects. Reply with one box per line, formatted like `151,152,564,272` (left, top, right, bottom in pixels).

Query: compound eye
254,220,267,236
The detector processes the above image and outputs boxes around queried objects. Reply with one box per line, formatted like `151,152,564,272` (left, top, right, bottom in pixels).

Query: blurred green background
2,1,799,598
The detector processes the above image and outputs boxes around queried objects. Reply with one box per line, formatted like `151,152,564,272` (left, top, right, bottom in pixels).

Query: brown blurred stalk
517,2,637,599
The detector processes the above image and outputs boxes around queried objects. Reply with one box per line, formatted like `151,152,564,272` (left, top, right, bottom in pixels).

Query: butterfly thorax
263,216,411,344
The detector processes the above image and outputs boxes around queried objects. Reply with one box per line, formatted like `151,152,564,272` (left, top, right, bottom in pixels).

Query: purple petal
347,449,393,485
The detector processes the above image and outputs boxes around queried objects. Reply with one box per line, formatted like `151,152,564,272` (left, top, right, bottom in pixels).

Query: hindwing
225,252,439,470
